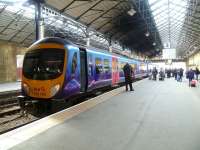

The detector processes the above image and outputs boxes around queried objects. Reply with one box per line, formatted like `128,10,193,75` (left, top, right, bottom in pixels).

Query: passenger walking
174,69,177,80
152,67,158,80
159,68,165,81
178,68,184,82
166,69,171,78
187,69,195,87
195,67,200,81
123,63,134,91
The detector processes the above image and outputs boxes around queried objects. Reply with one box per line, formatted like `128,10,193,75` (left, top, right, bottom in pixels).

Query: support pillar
34,0,45,40
86,36,90,47
86,31,90,47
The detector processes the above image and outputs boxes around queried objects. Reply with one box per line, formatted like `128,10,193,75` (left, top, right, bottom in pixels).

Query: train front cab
18,42,68,110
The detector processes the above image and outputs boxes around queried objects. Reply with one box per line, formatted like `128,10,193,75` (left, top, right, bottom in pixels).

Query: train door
79,48,88,92
112,57,119,85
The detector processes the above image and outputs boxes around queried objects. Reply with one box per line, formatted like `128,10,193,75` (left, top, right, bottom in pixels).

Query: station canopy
149,0,200,58
0,0,162,57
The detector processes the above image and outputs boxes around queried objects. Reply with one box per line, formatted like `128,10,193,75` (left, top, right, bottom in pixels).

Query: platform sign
162,48,176,59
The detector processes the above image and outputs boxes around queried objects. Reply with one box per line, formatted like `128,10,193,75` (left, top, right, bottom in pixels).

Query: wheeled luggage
191,80,197,87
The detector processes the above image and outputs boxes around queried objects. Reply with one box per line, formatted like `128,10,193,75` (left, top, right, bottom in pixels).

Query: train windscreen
23,49,65,80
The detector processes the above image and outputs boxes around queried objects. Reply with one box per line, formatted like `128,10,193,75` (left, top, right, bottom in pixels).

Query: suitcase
191,80,197,87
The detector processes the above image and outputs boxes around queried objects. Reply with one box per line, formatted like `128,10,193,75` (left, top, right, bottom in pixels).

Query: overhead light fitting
153,42,156,46
145,32,150,37
127,8,136,16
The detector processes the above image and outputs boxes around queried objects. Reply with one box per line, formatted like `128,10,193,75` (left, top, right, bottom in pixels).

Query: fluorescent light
127,8,136,16
145,32,150,37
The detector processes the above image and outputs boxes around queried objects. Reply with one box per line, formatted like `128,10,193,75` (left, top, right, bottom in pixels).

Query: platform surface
5,78,200,150
0,82,21,93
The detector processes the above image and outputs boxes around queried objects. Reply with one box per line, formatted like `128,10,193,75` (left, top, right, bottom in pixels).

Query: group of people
149,67,184,82
149,67,165,81
165,68,184,81
122,63,200,90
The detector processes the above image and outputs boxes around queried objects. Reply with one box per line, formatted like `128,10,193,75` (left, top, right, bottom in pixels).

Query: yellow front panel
22,75,64,99
22,43,67,99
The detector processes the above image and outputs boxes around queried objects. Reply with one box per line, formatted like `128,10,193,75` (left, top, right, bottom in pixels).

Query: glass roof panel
148,0,188,48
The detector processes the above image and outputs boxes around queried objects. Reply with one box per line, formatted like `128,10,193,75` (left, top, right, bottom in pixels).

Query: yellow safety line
0,79,146,150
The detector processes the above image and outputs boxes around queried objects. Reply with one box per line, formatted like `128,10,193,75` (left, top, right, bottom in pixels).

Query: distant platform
1,78,200,150
0,82,21,93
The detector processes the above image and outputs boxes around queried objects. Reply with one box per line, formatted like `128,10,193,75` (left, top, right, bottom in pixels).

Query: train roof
30,37,74,47
30,37,145,63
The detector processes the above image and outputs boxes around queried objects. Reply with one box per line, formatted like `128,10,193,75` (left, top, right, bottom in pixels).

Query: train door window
116,59,119,72
121,62,125,72
79,48,87,92
88,54,93,76
71,52,77,75
103,59,110,74
95,57,103,74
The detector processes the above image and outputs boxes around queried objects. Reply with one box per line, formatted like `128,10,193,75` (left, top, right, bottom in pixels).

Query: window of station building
103,59,111,73
95,57,103,74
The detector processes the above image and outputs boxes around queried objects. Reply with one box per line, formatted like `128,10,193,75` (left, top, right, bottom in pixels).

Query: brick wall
0,40,27,83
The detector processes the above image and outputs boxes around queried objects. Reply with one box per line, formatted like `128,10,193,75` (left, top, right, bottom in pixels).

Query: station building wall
0,40,27,83
187,52,200,70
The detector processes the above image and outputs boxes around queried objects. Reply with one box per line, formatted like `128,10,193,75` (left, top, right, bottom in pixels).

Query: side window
95,57,103,75
88,54,93,76
71,52,77,74
121,62,125,72
103,59,110,74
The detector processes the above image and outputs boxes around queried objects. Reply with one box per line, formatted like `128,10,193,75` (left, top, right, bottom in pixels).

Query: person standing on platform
174,69,177,80
123,63,134,91
152,67,158,80
178,68,184,82
187,69,195,87
195,67,200,81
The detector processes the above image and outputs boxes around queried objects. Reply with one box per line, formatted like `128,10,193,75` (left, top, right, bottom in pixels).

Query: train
19,37,149,108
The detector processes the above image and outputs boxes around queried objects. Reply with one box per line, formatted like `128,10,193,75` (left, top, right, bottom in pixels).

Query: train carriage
20,37,148,106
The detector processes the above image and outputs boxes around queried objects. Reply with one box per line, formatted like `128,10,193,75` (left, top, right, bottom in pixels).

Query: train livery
21,37,148,102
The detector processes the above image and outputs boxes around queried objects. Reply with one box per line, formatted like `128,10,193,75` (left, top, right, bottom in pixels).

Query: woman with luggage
187,69,195,87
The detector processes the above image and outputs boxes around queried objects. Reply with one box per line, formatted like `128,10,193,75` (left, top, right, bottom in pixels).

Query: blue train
20,37,148,103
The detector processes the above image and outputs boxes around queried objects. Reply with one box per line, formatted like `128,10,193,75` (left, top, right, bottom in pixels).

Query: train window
23,49,64,80
103,59,111,73
95,58,103,74
71,52,77,74
121,62,125,70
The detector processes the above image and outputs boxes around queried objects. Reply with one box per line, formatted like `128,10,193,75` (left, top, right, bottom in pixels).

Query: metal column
34,0,44,40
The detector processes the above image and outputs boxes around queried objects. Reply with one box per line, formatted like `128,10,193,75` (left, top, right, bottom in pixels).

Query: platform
1,78,200,150
0,82,21,93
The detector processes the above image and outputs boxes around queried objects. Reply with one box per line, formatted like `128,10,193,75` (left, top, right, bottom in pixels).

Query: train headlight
50,84,60,97
23,83,29,94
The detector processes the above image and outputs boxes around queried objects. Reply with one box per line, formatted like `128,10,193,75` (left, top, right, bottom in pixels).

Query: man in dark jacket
178,68,184,82
123,63,134,91
188,69,195,87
